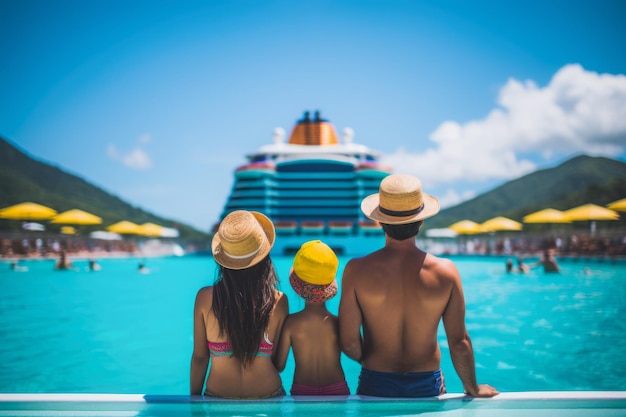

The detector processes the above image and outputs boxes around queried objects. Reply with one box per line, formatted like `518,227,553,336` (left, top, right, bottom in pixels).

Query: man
339,174,498,398
531,249,560,273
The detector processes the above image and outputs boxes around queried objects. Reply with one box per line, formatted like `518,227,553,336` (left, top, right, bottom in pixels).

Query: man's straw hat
361,174,440,225
212,210,275,270
289,240,338,303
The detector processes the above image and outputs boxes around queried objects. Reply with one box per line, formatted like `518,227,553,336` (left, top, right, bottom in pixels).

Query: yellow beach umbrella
563,204,619,221
60,226,77,235
607,198,626,212
51,209,103,225
107,220,142,235
138,222,164,237
448,220,484,235
523,208,571,224
0,202,57,220
481,216,523,232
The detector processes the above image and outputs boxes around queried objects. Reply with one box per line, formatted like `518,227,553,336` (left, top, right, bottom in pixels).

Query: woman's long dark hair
212,256,278,367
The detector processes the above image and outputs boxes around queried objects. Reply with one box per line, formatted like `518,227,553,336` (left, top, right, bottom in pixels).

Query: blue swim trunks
357,368,446,397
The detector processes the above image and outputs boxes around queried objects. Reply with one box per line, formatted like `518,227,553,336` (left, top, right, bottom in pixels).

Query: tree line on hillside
427,155,626,231
0,137,210,244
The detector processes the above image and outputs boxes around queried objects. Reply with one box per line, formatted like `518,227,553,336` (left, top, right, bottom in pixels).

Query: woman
190,210,289,398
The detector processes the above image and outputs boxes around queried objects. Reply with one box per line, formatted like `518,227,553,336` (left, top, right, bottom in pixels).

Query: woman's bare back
202,289,288,397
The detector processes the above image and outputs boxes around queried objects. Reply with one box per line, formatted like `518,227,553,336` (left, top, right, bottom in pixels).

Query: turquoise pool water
0,254,625,395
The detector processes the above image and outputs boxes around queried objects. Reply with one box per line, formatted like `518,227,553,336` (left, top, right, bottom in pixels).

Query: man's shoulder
344,251,378,271
348,247,384,261
423,252,454,265
423,253,459,277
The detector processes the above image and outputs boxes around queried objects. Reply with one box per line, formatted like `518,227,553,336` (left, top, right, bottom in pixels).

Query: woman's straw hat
289,240,338,303
212,210,275,270
361,174,440,225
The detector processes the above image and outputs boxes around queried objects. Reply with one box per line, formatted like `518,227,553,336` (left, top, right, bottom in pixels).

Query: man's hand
466,384,499,398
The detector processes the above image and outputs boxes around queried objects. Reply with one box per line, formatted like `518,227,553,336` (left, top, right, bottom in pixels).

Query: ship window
278,162,353,173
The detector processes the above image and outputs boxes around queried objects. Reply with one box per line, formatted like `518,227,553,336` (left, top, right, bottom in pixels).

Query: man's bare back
340,236,498,397
340,240,458,372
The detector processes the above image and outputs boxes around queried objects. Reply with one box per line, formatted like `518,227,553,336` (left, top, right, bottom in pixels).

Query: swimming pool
1,254,625,397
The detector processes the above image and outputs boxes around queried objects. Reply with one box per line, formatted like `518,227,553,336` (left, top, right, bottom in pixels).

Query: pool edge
1,391,625,403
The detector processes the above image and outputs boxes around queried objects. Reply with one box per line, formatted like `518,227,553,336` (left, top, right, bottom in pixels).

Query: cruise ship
218,111,392,256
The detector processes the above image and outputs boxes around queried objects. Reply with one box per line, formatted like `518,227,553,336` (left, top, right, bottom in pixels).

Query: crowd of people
457,233,626,259
1,236,170,274
190,174,499,399
0,236,139,259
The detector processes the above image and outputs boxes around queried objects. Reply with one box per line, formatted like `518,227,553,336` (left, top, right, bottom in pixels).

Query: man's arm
338,260,364,362
442,264,499,398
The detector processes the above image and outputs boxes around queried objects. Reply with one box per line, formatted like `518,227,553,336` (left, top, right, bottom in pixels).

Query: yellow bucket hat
290,240,339,303
293,240,338,285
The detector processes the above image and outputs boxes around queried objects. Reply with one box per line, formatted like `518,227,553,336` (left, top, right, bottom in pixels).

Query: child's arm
272,317,292,372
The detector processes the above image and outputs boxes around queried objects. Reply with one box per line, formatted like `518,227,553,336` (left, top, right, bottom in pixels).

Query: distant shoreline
1,250,163,263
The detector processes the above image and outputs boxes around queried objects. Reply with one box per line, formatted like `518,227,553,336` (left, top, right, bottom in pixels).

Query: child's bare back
282,303,345,386
273,240,350,396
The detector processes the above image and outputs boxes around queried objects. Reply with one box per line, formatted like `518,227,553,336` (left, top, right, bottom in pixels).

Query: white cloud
138,133,152,145
436,188,477,209
121,148,152,169
107,143,119,159
382,64,626,189
107,134,153,170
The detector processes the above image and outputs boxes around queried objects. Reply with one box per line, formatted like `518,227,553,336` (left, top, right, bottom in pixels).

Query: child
274,240,350,396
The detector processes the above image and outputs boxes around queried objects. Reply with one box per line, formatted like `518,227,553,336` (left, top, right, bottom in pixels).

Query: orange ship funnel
288,111,339,146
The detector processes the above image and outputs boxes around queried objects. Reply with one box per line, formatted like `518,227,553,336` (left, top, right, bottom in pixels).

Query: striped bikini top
207,333,274,358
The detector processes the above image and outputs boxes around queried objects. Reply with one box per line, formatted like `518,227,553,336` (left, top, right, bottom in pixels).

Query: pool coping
1,391,625,403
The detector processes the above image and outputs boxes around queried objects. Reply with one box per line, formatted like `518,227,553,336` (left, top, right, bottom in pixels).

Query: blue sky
2,0,626,231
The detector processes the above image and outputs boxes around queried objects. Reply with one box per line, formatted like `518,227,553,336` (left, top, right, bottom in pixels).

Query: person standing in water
55,250,75,271
531,249,560,273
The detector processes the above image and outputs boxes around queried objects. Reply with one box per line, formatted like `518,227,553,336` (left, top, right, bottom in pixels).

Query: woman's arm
272,316,291,372
190,287,211,395
270,292,289,370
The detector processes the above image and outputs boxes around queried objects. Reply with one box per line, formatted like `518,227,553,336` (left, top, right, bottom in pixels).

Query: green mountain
427,154,626,230
0,136,210,243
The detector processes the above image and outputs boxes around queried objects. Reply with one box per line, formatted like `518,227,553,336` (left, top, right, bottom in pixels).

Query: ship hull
271,233,386,257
